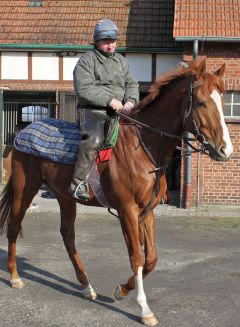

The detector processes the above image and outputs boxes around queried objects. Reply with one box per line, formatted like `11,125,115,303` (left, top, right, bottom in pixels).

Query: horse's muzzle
205,142,231,162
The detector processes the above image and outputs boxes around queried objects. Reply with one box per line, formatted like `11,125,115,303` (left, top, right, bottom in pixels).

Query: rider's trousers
71,109,109,186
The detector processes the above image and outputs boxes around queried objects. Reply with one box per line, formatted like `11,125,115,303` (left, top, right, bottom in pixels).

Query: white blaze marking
210,90,233,157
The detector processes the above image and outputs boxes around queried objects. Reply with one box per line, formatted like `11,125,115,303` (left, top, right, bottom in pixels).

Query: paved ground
0,192,240,327
27,189,240,218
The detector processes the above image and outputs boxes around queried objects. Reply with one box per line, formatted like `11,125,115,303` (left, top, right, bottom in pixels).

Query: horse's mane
130,60,224,115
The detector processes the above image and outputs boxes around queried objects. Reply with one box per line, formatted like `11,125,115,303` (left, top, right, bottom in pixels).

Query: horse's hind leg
7,152,43,288
8,187,42,287
8,191,41,288
57,195,97,300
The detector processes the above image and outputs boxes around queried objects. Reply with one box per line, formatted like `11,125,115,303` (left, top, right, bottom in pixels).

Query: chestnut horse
0,60,233,326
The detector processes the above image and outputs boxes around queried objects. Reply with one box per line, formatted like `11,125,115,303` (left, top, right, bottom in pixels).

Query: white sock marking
136,267,153,318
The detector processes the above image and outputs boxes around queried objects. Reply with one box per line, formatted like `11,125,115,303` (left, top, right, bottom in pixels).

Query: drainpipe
0,89,3,185
185,39,198,208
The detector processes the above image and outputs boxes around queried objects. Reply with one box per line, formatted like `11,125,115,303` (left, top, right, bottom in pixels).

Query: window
21,105,49,122
224,92,240,117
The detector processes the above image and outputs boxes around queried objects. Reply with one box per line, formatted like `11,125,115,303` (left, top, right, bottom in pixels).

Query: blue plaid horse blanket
14,118,80,165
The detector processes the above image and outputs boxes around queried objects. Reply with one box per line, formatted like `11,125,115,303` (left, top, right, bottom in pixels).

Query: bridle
183,78,209,149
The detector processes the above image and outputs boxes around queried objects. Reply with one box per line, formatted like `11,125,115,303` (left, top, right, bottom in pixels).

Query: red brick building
0,0,239,207
174,1,240,207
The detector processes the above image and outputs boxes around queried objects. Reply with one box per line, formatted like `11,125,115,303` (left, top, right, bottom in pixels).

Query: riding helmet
93,19,120,41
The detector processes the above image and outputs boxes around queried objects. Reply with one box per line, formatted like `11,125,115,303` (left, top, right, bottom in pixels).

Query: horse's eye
197,101,206,109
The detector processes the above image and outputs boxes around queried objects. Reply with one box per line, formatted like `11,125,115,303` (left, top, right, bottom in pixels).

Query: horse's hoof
10,278,25,289
89,290,97,300
114,285,126,300
141,314,158,326
81,286,97,300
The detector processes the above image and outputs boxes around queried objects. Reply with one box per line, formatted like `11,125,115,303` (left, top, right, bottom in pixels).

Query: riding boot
68,137,96,201
68,109,108,201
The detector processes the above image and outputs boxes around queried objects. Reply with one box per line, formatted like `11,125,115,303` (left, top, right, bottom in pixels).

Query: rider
68,19,139,201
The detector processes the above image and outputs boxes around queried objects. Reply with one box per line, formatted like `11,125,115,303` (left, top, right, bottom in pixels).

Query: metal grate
3,102,18,146
3,101,56,145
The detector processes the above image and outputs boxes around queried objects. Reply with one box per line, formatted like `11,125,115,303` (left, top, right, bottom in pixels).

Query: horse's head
185,59,233,161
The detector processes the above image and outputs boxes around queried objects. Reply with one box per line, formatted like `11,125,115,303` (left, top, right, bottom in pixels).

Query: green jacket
73,49,139,107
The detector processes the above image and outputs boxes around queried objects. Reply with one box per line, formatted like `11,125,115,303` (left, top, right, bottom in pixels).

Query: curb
26,191,240,218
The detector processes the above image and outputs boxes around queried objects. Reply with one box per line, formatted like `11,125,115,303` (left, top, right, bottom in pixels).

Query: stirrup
73,181,89,201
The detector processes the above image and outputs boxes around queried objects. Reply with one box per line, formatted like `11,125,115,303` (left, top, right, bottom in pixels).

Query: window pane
21,105,49,122
233,93,240,103
224,93,232,103
224,104,231,116
22,107,32,122
232,104,240,116
32,106,48,121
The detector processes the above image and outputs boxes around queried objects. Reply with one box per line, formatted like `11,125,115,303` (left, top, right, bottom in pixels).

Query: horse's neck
138,78,188,130
135,78,189,164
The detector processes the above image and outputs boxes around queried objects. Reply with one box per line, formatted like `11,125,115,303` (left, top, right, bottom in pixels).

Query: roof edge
118,47,183,53
175,36,240,42
0,43,183,54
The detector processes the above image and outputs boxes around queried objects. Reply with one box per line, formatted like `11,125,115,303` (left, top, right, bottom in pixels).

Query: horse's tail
0,175,14,235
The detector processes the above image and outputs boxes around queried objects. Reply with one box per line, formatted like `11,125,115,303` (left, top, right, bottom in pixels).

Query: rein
117,111,183,141
116,78,208,167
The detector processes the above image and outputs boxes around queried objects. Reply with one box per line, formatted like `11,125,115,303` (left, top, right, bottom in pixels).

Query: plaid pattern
14,118,80,165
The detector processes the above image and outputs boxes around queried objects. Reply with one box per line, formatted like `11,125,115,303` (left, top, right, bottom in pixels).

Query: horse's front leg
137,211,158,326
115,211,157,297
115,207,158,326
140,211,158,276
57,196,97,300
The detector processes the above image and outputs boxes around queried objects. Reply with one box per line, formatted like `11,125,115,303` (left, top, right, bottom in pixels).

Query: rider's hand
109,99,123,111
123,101,134,110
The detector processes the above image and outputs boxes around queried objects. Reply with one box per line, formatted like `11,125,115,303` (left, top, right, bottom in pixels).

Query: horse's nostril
218,145,226,157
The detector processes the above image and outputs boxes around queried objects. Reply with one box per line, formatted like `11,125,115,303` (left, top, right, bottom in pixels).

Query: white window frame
224,91,240,117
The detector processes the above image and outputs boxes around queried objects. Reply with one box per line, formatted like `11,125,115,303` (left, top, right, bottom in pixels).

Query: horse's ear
195,59,206,80
214,63,225,78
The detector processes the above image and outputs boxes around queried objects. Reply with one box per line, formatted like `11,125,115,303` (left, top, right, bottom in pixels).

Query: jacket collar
94,49,118,63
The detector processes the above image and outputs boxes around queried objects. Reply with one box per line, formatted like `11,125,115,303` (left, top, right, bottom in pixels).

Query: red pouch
96,148,113,164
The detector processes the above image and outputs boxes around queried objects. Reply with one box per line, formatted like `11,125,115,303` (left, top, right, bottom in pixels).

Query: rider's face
97,39,117,53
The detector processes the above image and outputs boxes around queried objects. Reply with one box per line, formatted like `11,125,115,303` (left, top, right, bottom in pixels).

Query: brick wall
181,43,240,206
202,123,240,205
183,43,240,91
181,124,240,207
